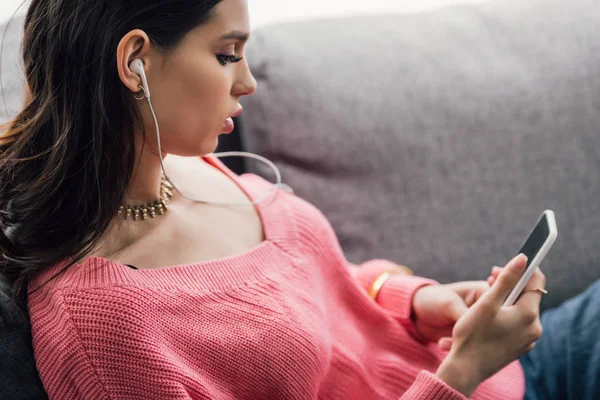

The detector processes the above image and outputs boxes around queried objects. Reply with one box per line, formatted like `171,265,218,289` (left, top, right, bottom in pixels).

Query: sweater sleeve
29,290,112,400
349,259,438,341
399,371,468,400
28,288,216,400
350,262,469,399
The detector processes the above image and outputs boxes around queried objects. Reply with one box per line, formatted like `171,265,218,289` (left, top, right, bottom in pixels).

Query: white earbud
127,58,290,207
130,58,151,98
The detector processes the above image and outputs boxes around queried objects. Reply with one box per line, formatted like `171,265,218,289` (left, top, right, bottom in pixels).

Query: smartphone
503,210,558,306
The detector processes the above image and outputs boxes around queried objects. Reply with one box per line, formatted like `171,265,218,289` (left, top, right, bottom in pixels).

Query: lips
231,107,243,118
221,107,242,134
222,117,235,134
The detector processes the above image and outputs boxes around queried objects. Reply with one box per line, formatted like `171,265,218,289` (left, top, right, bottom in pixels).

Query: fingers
418,324,454,343
521,267,546,292
446,297,469,322
481,254,528,309
491,266,502,277
514,267,546,316
438,337,452,351
489,265,542,286
446,281,490,297
487,266,502,286
445,281,491,307
524,341,537,352
523,338,539,353
501,267,545,349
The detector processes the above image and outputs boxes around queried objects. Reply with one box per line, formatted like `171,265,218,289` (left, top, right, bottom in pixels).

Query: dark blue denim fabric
521,279,600,400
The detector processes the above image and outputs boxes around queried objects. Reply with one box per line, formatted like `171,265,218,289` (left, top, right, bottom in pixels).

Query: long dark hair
0,0,222,306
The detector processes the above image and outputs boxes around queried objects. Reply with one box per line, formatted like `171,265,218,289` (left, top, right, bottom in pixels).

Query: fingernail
515,254,528,270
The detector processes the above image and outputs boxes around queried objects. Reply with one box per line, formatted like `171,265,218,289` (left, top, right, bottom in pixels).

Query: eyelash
216,54,244,66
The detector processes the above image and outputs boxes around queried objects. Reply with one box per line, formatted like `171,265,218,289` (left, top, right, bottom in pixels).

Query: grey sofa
1,0,599,398
240,0,600,311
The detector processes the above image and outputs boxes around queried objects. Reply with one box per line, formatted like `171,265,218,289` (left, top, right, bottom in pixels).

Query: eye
216,54,244,66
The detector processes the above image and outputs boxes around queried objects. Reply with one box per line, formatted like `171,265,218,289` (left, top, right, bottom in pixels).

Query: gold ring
527,288,548,295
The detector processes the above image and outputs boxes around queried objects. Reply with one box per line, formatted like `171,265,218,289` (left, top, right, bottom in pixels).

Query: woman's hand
435,254,545,397
412,281,490,345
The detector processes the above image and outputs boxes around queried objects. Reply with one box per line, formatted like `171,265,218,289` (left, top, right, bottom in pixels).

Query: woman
0,0,598,399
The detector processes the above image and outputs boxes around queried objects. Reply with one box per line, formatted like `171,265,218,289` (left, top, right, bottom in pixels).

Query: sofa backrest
240,0,600,309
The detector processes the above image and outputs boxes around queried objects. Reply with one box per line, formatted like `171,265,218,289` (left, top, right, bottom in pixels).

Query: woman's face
129,0,256,156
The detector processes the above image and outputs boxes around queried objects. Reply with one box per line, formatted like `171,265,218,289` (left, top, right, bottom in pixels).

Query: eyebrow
219,30,250,42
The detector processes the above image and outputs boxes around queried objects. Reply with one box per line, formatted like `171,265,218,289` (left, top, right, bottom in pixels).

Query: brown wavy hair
0,0,221,309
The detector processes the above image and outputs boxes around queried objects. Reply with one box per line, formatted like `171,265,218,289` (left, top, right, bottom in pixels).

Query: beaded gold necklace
117,175,174,220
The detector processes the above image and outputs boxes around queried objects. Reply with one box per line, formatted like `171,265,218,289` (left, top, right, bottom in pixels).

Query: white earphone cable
146,95,291,206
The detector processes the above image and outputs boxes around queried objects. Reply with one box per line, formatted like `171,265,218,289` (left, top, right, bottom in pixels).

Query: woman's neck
125,145,167,206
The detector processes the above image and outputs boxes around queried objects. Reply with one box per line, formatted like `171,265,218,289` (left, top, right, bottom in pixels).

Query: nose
233,61,257,97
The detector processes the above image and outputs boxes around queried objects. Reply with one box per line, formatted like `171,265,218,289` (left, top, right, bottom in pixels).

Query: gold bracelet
368,271,395,300
368,265,414,301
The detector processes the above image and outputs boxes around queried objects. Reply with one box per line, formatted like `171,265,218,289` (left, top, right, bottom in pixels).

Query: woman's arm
348,259,437,339
28,288,217,400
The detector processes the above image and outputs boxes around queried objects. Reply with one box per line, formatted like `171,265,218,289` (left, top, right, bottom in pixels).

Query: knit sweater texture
28,155,525,399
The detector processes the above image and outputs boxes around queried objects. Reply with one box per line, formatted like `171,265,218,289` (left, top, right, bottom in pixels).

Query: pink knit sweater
28,156,525,400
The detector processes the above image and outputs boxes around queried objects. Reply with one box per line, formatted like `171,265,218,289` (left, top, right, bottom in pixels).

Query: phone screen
504,210,556,306
517,214,550,269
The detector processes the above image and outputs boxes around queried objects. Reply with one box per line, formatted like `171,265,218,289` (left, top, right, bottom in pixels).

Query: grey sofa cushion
241,0,600,310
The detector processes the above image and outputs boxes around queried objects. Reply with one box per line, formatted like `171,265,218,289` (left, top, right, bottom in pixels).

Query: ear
116,29,153,94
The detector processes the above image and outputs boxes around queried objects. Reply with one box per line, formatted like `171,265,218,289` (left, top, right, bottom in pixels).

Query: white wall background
0,0,26,23
248,0,489,27
2,0,490,27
